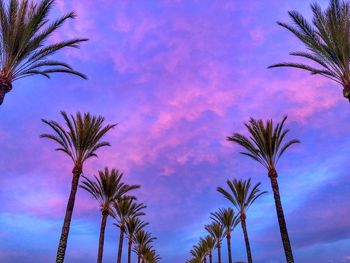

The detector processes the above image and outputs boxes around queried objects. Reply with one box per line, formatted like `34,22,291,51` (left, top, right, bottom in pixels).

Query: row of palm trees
81,168,161,263
41,112,160,263
1,0,349,262
187,116,299,263
187,179,266,263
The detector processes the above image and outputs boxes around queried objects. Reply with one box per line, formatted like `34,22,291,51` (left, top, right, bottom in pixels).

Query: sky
0,0,350,262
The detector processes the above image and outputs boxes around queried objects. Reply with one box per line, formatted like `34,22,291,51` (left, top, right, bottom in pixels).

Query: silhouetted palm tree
125,217,149,263
217,179,266,263
143,247,161,263
41,111,116,263
114,198,146,263
228,116,299,263
80,167,140,263
205,222,224,263
133,230,156,263
0,0,87,105
268,0,350,102
210,208,240,263
189,242,206,263
201,236,215,263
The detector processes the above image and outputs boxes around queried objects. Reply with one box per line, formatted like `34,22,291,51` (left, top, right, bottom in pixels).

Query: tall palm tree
80,168,140,263
0,0,87,105
210,208,240,263
114,198,146,263
217,179,266,263
41,111,116,263
205,222,224,263
125,217,149,263
133,230,156,263
268,0,350,102
201,236,215,263
228,116,299,263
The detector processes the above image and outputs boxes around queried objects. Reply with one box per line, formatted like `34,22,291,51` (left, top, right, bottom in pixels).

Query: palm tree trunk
209,253,212,263
343,84,350,101
56,166,81,263
204,256,207,263
217,242,221,263
241,215,252,263
227,234,232,263
117,226,125,263
269,170,294,263
137,252,141,263
97,212,108,263
0,87,7,105
127,237,132,263
0,77,12,106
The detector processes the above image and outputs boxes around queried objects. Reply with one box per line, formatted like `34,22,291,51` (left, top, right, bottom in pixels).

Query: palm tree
133,230,156,263
268,0,350,102
189,243,206,263
205,222,224,263
201,236,215,263
227,116,299,263
217,179,266,263
114,198,146,263
80,168,140,263
125,217,149,263
143,247,161,263
210,208,240,263
0,0,87,105
41,111,116,263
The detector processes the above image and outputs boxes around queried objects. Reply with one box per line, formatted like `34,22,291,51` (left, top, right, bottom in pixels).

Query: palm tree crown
217,179,267,215
201,235,215,262
126,217,149,238
227,116,299,176
210,208,240,236
189,243,206,263
143,247,161,263
205,222,224,245
80,168,140,215
113,198,146,227
0,0,88,105
41,111,116,171
268,0,350,101
133,230,157,263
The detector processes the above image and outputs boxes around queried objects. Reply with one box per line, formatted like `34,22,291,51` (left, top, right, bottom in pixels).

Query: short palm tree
0,0,87,105
125,217,149,263
114,198,146,263
80,167,140,263
133,230,157,263
41,111,116,263
143,247,161,263
217,179,266,263
201,236,215,263
205,222,224,263
210,208,240,263
228,116,299,263
268,0,350,102
189,243,206,263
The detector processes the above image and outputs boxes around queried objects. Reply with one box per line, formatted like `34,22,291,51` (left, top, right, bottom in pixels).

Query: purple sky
1,0,350,262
